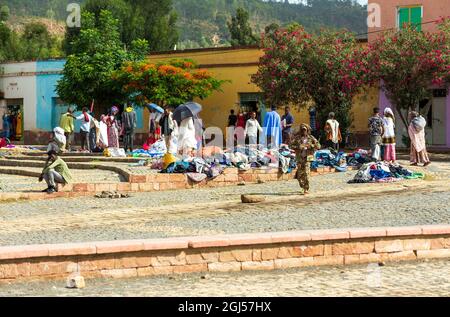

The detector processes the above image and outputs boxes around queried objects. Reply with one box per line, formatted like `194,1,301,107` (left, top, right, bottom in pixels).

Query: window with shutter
398,6,423,31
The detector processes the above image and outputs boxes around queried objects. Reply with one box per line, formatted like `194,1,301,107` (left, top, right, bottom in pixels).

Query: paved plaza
0,159,449,246
1,259,450,297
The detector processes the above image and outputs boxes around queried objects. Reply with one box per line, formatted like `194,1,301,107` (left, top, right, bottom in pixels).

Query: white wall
0,62,37,130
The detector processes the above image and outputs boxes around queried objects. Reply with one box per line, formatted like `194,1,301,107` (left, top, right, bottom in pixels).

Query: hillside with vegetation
0,0,367,61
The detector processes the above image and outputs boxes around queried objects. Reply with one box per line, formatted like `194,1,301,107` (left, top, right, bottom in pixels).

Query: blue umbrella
147,103,164,113
173,102,202,124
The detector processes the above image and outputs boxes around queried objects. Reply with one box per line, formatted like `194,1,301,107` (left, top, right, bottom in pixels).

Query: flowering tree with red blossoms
252,25,371,136
366,18,450,129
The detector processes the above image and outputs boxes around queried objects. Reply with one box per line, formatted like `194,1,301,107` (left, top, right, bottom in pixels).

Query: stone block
231,249,253,262
135,256,152,267
332,242,374,255
186,254,205,265
208,262,241,273
380,251,416,262
348,228,387,239
101,268,137,279
153,266,174,275
0,263,18,279
131,175,147,183
313,255,344,266
201,252,219,263
114,257,138,269
225,174,239,182
402,239,431,251
416,249,450,260
344,255,361,265
274,257,314,269
137,267,156,277
359,253,382,264
173,264,207,274
430,238,450,250
421,225,450,235
78,256,116,271
73,183,88,192
219,251,235,262
375,239,404,253
30,261,76,276
292,244,324,257
261,248,280,260
241,261,274,271
252,250,262,261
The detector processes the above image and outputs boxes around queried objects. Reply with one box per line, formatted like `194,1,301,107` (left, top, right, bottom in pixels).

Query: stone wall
2,225,450,282
0,166,339,202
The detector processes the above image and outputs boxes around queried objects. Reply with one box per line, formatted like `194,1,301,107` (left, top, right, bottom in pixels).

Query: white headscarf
384,107,394,117
53,127,66,145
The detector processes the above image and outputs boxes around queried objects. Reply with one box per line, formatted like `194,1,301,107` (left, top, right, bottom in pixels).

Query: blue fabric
312,150,348,172
369,169,391,180
263,111,282,147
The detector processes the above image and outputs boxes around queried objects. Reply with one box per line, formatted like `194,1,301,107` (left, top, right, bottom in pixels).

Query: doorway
431,89,447,146
5,99,24,141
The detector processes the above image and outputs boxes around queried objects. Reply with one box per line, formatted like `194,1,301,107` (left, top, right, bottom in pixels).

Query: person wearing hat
291,124,321,194
39,150,73,194
60,107,75,151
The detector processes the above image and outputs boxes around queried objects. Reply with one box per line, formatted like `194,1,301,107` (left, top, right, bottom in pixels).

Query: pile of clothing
311,149,348,172
220,145,296,174
346,149,373,167
159,144,298,182
161,156,225,183
132,139,174,159
349,162,425,184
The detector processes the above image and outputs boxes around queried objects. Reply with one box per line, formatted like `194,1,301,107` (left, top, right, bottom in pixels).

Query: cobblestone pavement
0,160,448,246
1,259,450,296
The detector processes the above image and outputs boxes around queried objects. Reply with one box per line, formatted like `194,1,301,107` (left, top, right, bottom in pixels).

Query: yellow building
147,45,379,145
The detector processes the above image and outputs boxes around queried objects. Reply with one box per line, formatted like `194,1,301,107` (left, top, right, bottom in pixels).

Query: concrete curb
1,225,450,282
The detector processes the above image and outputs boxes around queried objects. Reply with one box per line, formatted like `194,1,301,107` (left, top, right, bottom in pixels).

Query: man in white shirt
75,107,93,152
245,111,263,146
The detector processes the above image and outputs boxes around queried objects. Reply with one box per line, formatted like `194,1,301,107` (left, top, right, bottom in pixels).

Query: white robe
178,118,197,152
326,119,340,143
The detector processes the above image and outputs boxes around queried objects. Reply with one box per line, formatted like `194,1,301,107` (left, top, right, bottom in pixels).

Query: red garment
236,114,246,128
83,112,90,122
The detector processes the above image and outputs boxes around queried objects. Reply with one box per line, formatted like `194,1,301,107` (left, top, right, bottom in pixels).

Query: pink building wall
368,0,450,43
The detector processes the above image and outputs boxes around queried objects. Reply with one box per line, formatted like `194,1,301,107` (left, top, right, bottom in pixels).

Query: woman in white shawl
178,117,197,157
408,111,430,166
382,107,396,163
47,127,66,154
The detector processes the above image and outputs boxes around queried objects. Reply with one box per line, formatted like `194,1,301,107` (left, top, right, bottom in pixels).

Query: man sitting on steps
39,150,73,194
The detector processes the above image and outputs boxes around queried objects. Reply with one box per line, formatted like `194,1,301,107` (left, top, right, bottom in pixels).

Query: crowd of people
49,105,137,155
368,107,431,167
38,103,432,195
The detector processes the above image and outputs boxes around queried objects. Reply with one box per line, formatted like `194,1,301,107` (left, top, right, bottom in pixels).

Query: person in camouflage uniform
291,123,321,194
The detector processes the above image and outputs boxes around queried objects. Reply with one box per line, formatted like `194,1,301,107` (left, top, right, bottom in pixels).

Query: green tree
252,25,370,136
112,59,227,108
57,10,149,110
227,7,259,46
367,20,450,129
20,22,62,60
82,0,179,52
0,5,10,22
